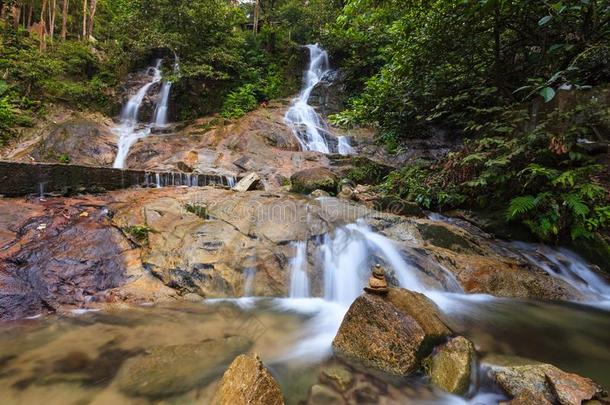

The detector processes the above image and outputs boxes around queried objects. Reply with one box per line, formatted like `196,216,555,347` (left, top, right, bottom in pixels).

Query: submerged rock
212,354,284,405
332,288,452,378
116,336,251,398
483,354,605,405
307,384,346,405
291,167,338,194
426,336,476,395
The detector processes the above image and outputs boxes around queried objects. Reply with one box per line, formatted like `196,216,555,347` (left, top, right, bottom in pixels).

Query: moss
123,225,154,244
416,223,480,254
184,204,209,220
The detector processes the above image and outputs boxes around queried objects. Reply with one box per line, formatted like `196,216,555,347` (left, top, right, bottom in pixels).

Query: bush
221,84,258,118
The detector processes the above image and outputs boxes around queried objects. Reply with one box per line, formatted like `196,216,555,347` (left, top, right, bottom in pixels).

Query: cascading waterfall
113,57,178,169
113,60,162,169
243,268,256,297
152,55,179,127
289,241,310,298
285,44,354,155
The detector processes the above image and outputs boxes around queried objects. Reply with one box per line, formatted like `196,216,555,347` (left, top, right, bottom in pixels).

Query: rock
291,168,338,194
427,336,476,395
212,354,284,405
483,354,604,405
332,288,452,378
116,336,252,398
233,156,255,171
232,172,261,192
319,365,354,393
306,384,346,405
364,264,389,295
310,189,331,198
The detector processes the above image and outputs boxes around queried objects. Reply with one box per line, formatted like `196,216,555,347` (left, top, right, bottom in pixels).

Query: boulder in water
212,353,284,405
291,168,338,194
116,336,251,398
482,354,605,404
426,336,476,395
332,288,452,378
306,384,346,405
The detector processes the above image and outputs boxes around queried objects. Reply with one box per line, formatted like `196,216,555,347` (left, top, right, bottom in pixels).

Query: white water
285,44,354,155
511,241,610,306
113,60,162,169
153,82,172,127
113,58,178,169
337,136,355,155
243,268,256,297
289,241,310,298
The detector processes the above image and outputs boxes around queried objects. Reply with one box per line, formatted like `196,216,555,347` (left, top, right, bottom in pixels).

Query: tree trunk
253,0,260,34
12,4,21,29
40,0,48,51
60,0,68,40
27,3,33,28
86,0,95,40
49,0,56,41
81,0,86,40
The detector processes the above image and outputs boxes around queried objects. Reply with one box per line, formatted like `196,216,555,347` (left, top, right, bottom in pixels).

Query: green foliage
184,204,209,220
221,84,258,119
123,225,154,244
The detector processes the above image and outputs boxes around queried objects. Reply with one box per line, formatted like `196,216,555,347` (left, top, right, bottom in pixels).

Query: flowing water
113,59,177,169
1,218,609,403
285,44,354,155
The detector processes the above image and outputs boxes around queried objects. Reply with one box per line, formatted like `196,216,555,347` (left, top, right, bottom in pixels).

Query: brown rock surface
332,288,452,378
483,354,604,405
212,353,284,405
427,336,476,395
291,167,339,194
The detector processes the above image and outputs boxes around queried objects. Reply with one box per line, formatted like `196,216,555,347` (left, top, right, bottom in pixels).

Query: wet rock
332,288,452,378
291,168,338,194
306,384,346,405
310,189,331,198
212,353,284,405
416,223,481,254
30,118,117,166
319,365,354,393
117,336,252,398
232,172,260,192
0,198,133,320
426,336,476,395
483,354,604,405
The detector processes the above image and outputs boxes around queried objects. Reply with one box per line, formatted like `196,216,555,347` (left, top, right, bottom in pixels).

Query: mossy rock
416,223,480,254
291,168,338,194
426,336,475,395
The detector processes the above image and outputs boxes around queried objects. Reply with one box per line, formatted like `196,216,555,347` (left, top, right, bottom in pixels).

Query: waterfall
153,82,172,127
243,268,256,297
337,136,355,155
152,55,179,127
285,44,354,155
113,57,178,169
289,241,310,298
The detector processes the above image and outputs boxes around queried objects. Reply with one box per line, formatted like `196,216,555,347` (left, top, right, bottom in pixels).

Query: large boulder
291,168,338,194
482,354,605,405
426,336,476,395
332,288,452,378
116,336,252,398
212,354,284,405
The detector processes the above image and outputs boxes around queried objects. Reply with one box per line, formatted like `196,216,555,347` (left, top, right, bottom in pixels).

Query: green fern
506,195,537,220
563,193,589,219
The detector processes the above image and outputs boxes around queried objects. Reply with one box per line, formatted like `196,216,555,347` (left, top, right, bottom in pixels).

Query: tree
86,0,95,39
60,0,67,40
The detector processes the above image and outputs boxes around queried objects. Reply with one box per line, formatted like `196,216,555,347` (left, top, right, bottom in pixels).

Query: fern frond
506,195,537,220
563,193,590,219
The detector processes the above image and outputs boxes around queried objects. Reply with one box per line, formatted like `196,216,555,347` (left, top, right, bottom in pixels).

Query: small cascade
337,136,355,155
243,268,256,297
142,172,235,189
285,44,354,155
511,242,610,303
289,241,310,298
153,82,172,127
